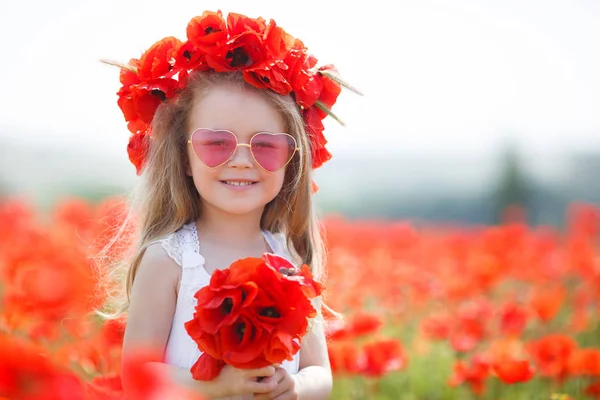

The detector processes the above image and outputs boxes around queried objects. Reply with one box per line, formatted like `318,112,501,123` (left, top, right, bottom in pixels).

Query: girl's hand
205,365,278,399
252,367,298,400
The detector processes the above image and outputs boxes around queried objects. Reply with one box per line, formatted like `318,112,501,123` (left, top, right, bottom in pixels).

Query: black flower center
150,89,166,101
205,26,215,35
227,48,251,68
221,298,233,315
259,306,281,318
235,322,246,341
183,49,192,60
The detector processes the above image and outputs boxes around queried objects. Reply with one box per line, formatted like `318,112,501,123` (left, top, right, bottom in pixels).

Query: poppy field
1,196,600,399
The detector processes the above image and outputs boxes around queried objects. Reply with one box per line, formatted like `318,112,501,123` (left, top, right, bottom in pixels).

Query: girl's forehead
188,86,286,137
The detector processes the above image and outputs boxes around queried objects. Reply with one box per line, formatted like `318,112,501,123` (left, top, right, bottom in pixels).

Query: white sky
1,0,600,158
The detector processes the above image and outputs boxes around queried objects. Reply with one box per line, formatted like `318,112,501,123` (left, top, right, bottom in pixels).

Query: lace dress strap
150,222,209,304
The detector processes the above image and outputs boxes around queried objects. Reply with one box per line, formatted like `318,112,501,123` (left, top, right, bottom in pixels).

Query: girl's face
186,85,289,218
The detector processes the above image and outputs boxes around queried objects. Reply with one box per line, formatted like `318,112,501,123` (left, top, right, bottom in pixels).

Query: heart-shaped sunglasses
187,128,300,172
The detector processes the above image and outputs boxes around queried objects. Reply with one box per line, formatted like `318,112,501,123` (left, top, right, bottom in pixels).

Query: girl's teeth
225,181,253,186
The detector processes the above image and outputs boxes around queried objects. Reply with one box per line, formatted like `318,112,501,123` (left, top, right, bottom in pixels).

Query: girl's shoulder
148,222,197,268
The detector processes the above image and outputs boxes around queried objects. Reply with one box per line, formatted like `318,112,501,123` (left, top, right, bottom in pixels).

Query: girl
103,9,358,400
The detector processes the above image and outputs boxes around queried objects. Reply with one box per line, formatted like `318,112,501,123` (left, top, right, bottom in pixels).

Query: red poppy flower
528,285,565,323
347,312,384,338
314,65,342,119
121,348,206,400
184,253,322,381
448,354,491,395
327,342,366,375
362,339,407,377
285,44,321,108
227,12,267,37
420,314,452,340
174,41,210,73
303,107,331,169
585,381,600,397
138,36,182,81
2,237,96,323
119,58,140,87
127,132,151,175
206,31,268,72
86,374,123,400
243,62,293,95
568,348,600,376
186,10,228,55
262,19,295,59
492,359,536,384
498,301,529,337
526,334,577,381
117,78,178,133
0,335,85,400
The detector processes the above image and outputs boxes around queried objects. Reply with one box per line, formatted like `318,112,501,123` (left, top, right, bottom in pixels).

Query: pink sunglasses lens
251,133,296,172
191,129,237,167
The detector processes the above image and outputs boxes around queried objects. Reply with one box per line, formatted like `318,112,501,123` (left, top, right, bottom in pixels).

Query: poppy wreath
183,253,324,380
102,10,362,175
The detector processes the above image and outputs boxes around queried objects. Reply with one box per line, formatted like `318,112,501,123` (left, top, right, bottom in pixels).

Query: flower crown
102,10,361,175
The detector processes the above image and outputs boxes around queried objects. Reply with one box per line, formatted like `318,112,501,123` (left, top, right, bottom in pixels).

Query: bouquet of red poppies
184,253,323,380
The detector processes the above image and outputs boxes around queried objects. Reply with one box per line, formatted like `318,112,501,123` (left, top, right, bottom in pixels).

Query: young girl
103,9,358,400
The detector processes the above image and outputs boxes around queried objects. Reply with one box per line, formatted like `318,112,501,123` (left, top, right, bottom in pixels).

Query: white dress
155,222,300,398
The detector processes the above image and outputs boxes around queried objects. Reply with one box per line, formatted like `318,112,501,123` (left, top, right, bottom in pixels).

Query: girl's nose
227,144,254,168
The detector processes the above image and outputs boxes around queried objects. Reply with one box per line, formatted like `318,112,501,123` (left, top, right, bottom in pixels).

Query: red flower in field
85,374,123,400
568,202,600,237
448,299,493,352
120,348,206,400
568,348,600,376
498,301,529,337
93,196,130,252
361,339,407,377
449,316,486,353
347,311,384,338
448,354,491,395
324,318,351,341
492,359,535,384
2,233,96,323
327,342,366,375
528,285,565,323
526,334,577,381
0,335,85,400
325,311,383,341
100,316,128,348
585,381,600,398
185,253,322,380
52,197,97,242
420,314,452,340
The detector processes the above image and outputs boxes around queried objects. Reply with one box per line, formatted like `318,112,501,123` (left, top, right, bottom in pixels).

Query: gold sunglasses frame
187,128,300,173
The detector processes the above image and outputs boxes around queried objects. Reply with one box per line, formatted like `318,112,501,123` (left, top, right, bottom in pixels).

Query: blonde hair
100,70,327,314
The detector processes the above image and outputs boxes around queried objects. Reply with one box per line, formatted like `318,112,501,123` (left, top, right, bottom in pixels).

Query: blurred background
1,0,599,226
